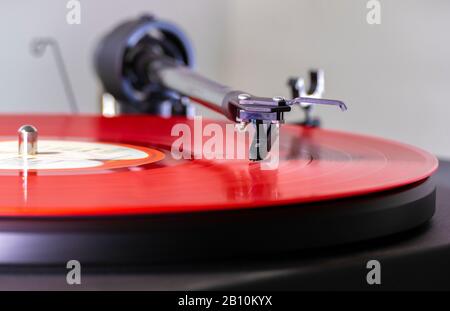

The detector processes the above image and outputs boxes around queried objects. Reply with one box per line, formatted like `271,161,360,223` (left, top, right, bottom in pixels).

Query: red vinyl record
0,115,438,217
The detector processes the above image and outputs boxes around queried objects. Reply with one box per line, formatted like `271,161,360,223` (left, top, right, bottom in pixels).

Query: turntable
0,15,447,291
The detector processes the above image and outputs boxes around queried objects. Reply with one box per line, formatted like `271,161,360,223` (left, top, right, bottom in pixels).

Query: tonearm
95,15,346,161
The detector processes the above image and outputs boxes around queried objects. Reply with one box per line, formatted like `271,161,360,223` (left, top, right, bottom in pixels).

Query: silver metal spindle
18,125,38,156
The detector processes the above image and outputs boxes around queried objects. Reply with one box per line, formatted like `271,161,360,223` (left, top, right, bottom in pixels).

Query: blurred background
0,0,449,157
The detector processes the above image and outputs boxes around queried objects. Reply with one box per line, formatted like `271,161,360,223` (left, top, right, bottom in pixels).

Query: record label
0,140,165,172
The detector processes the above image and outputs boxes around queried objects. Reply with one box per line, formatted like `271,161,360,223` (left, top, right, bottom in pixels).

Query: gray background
0,0,449,158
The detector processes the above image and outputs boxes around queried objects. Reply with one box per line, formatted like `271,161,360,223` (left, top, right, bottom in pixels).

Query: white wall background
0,0,449,158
